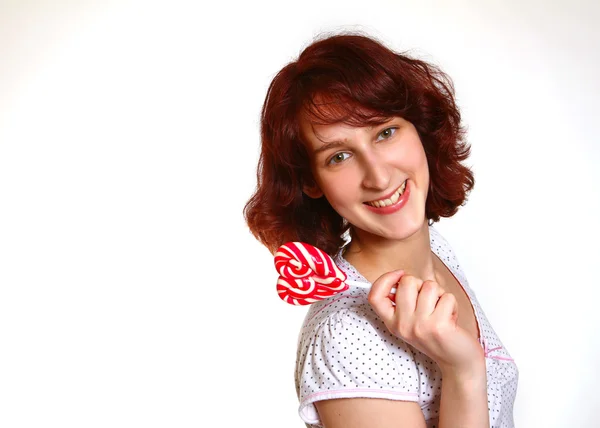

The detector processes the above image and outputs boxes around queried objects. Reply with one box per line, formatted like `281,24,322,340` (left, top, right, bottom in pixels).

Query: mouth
364,180,408,208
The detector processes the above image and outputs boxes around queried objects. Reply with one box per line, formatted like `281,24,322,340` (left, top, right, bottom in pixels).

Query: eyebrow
313,140,346,156
312,125,375,156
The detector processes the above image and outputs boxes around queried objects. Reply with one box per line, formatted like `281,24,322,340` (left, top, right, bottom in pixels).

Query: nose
360,151,390,190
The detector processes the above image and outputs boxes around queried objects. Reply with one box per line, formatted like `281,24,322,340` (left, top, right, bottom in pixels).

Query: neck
343,219,442,285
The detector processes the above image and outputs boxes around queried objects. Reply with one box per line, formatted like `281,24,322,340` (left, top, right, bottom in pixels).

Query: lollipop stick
345,280,397,295
345,280,370,289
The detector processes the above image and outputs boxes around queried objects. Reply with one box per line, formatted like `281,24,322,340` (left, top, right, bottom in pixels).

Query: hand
368,270,484,375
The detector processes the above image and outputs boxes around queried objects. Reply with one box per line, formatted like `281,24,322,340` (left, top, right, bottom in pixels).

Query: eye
376,127,397,141
328,152,351,165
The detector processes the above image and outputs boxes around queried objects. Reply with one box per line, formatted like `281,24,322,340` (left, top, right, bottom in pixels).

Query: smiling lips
365,180,408,208
363,179,411,215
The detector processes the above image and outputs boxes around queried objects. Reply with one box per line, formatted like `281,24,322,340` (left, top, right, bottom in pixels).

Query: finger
414,280,445,318
432,292,459,324
368,270,405,321
394,275,423,316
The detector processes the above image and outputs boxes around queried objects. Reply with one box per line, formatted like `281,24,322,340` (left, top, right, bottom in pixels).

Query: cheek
318,172,357,206
320,180,347,203
404,140,428,171
418,151,429,175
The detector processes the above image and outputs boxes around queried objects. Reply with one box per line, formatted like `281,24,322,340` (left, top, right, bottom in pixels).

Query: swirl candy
274,242,348,306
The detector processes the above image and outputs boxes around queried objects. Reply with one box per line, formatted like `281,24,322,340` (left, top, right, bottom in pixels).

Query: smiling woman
246,33,473,257
244,33,518,428
300,117,429,239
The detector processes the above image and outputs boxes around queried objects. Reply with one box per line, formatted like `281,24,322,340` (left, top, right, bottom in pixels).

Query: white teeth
367,180,407,207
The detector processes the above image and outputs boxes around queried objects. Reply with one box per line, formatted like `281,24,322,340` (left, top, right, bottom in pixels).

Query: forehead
300,118,354,141
299,107,389,149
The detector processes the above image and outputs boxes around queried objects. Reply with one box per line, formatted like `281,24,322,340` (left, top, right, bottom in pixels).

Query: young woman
244,33,518,428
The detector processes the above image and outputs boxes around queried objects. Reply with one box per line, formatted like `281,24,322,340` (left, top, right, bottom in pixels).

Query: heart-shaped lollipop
274,242,349,306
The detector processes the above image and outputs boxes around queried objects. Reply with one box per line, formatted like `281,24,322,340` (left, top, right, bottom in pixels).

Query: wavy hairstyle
244,33,474,256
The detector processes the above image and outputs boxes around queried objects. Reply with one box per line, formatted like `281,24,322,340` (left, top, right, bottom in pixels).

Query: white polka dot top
294,225,519,427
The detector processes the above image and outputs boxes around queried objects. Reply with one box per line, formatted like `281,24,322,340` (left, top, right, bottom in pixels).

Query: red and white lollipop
274,241,398,306
274,242,349,306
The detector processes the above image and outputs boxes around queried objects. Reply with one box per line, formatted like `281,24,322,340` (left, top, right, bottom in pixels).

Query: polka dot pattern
294,226,519,427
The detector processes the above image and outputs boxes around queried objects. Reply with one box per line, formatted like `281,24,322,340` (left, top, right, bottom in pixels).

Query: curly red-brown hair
244,32,474,256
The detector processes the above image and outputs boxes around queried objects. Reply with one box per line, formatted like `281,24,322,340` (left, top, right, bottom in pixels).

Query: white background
1,0,598,427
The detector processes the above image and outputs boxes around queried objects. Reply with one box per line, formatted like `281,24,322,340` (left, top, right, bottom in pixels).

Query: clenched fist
368,270,484,375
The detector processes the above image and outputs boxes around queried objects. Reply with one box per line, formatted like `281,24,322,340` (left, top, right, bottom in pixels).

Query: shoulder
295,289,423,425
297,249,375,337
296,287,384,373
299,285,369,332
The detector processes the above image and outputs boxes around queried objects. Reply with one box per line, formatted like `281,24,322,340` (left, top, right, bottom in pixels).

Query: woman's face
300,115,430,242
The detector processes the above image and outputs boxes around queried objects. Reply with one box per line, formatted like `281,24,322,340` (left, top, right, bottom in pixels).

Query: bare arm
438,361,489,428
314,360,488,428
315,399,427,428
314,359,488,428
312,270,491,428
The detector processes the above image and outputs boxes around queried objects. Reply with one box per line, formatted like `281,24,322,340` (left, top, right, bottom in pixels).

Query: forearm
438,360,489,428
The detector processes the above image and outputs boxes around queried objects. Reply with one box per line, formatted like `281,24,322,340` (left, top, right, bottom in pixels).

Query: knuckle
367,292,377,306
437,291,456,308
413,322,429,340
422,279,439,288
443,292,456,303
398,274,413,283
399,275,421,288
393,321,413,340
429,322,443,337
429,322,445,337
399,327,415,342
367,297,383,314
421,281,437,293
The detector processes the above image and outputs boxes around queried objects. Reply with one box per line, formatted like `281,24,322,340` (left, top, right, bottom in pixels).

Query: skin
301,116,441,282
300,115,489,428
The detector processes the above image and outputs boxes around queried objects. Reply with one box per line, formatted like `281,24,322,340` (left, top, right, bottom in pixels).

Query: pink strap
483,342,514,362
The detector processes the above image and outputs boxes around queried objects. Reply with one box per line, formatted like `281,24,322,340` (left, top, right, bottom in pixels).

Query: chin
388,217,428,239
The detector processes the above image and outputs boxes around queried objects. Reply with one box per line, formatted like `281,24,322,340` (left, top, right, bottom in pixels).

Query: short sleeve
295,305,420,426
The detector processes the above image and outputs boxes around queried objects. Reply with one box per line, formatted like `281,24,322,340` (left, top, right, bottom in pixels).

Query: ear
302,183,324,199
